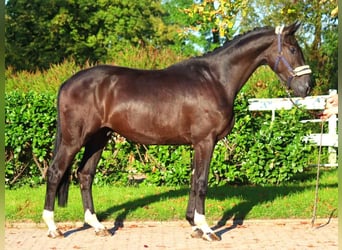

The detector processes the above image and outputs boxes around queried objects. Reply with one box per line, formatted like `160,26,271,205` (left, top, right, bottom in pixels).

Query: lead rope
285,90,336,228
310,108,337,229
285,91,323,228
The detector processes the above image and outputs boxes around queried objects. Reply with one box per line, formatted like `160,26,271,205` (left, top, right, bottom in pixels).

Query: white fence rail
248,90,338,167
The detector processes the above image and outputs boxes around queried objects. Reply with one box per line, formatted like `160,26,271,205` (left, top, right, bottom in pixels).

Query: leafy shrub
5,91,318,188
208,94,314,185
5,91,57,187
130,145,191,186
237,109,313,184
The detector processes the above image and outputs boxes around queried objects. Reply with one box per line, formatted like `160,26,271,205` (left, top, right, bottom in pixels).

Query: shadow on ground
85,171,337,239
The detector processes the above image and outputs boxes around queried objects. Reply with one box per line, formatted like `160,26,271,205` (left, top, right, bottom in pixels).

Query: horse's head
270,22,312,97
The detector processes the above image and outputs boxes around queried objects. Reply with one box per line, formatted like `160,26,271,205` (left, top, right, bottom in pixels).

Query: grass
5,168,338,225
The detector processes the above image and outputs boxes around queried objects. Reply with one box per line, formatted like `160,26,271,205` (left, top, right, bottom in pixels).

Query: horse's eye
289,46,296,54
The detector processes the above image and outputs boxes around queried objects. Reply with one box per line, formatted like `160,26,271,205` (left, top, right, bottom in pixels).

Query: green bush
5,91,317,188
5,91,57,187
209,94,315,185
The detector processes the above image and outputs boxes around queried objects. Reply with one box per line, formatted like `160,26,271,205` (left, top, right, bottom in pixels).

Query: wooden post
327,89,337,165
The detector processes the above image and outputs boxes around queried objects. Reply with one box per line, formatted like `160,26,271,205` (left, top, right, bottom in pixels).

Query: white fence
248,90,338,167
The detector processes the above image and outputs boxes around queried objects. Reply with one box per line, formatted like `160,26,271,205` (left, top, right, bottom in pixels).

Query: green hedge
5,91,316,188
5,91,57,187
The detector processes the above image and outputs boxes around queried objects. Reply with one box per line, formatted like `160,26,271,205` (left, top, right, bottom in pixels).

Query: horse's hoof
202,232,221,241
47,229,64,238
191,228,204,238
95,228,111,237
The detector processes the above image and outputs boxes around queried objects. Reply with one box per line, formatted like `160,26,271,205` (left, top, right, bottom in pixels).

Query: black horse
43,23,311,240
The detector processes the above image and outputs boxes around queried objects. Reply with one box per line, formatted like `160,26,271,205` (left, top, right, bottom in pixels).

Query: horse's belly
118,130,191,145
106,108,192,145
113,124,191,145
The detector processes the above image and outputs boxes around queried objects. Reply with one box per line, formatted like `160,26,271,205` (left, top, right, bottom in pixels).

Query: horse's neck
209,31,275,98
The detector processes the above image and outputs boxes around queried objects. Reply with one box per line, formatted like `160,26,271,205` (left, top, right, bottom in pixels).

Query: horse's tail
53,86,71,207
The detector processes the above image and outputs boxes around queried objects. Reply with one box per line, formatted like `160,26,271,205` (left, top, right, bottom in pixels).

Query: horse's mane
171,26,274,67
201,26,274,57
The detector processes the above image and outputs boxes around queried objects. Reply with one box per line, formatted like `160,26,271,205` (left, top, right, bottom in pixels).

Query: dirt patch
5,219,338,250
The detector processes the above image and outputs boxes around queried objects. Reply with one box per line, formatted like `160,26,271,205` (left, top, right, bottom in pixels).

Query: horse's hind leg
43,142,80,238
77,128,112,236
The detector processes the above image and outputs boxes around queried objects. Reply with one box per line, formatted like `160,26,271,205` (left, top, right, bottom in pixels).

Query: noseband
273,26,312,87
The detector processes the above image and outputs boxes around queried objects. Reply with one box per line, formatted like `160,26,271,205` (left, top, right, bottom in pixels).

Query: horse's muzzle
291,75,311,98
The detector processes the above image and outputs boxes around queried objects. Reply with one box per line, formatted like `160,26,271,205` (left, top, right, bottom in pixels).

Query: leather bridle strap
274,25,312,87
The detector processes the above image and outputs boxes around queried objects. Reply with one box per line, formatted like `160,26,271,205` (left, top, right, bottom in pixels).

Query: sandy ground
5,218,338,250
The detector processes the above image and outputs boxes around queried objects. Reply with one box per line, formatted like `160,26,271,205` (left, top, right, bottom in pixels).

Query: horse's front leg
186,137,220,241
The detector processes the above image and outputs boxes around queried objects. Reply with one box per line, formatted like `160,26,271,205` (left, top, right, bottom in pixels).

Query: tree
161,0,198,56
183,0,248,51
5,0,62,71
5,0,180,71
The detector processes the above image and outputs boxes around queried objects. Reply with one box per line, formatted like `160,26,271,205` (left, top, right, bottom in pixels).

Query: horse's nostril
306,83,311,95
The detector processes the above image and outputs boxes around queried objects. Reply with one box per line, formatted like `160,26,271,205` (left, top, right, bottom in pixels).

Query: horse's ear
284,21,301,35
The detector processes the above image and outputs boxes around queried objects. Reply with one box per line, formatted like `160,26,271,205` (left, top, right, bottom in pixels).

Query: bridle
273,25,312,88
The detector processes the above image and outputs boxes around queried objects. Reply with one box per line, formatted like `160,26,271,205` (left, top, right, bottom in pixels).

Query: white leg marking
194,210,213,234
43,209,63,238
84,209,105,232
42,210,57,232
193,210,220,241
